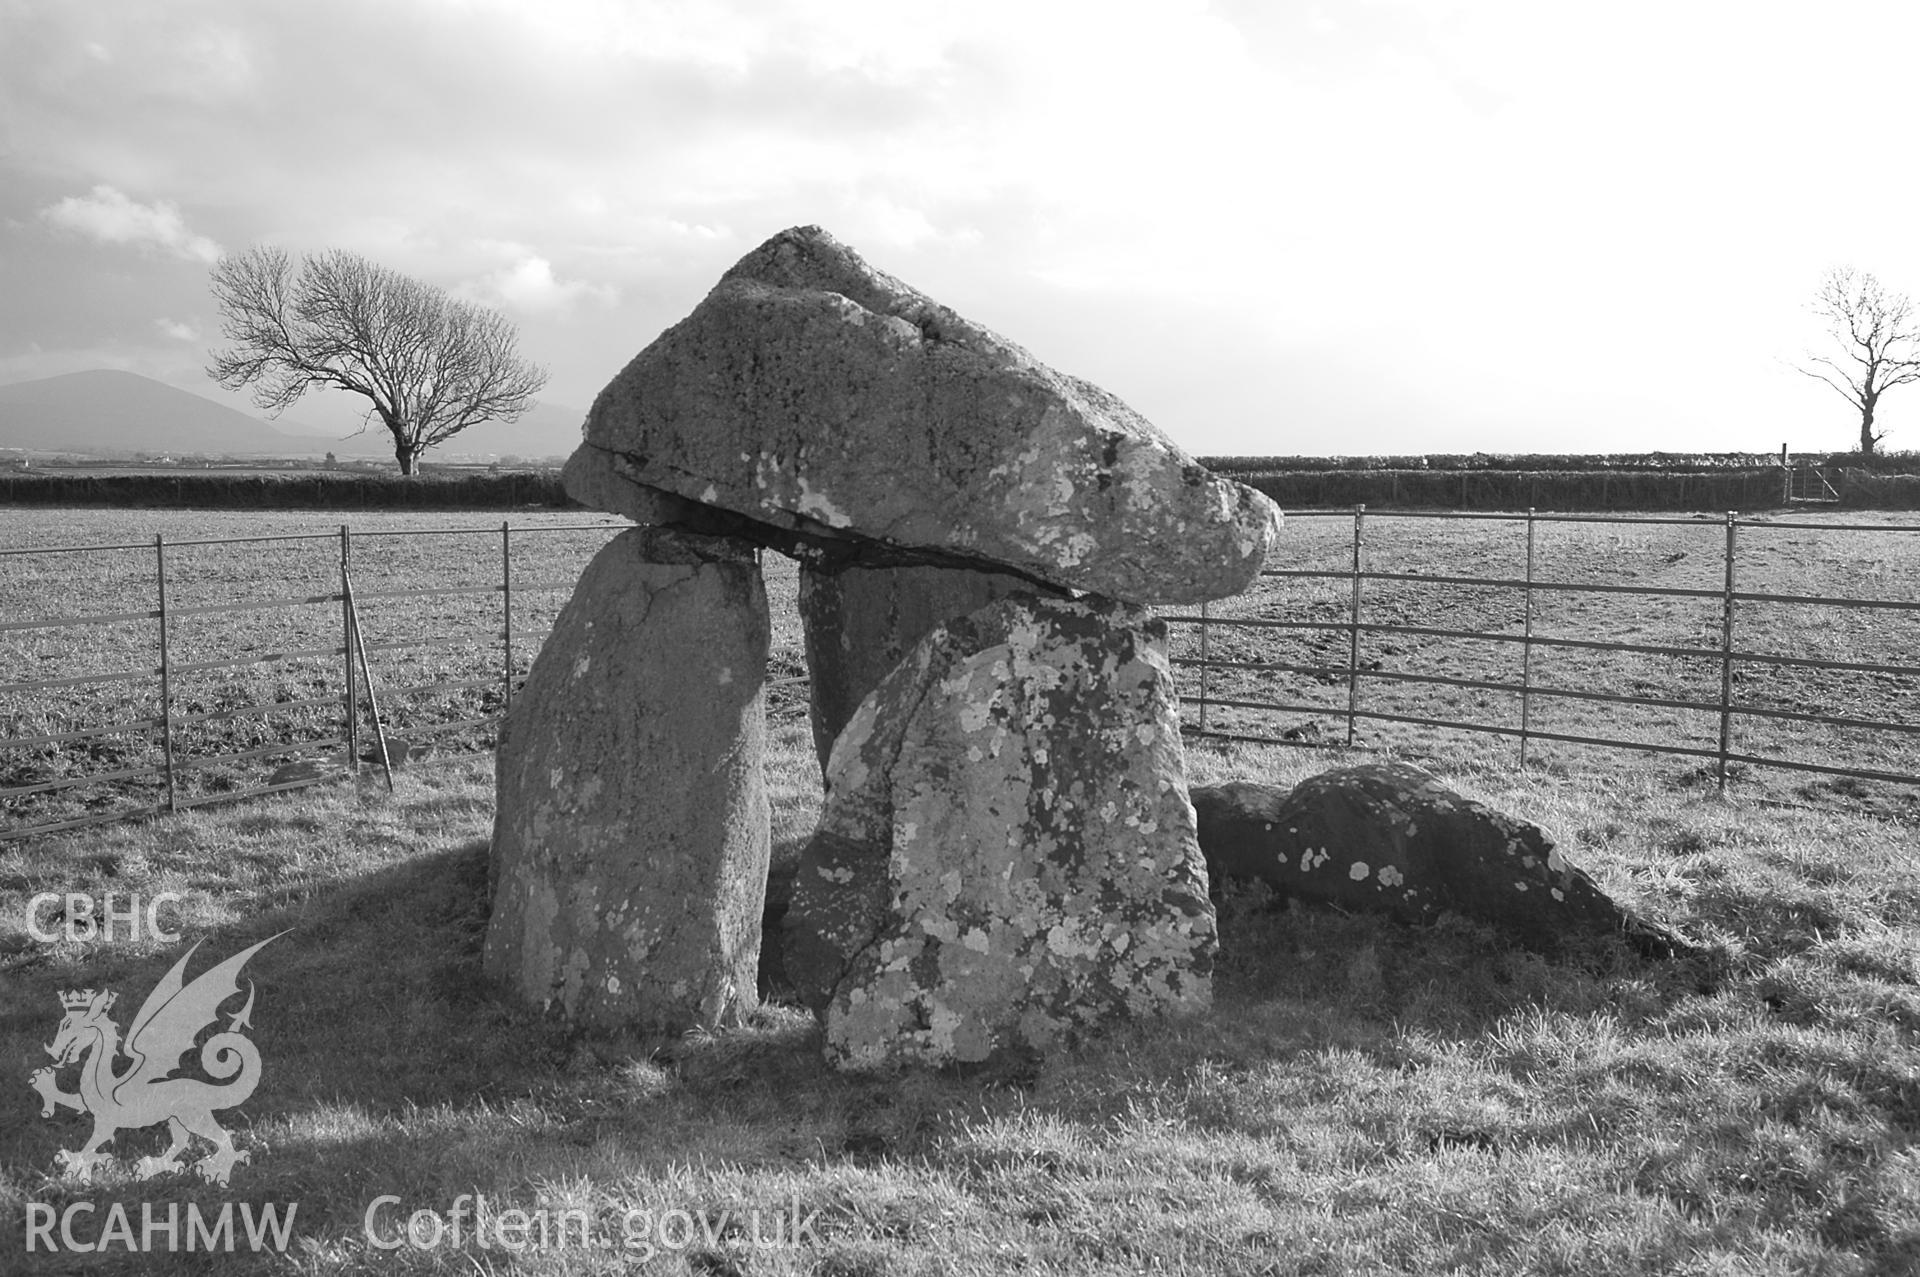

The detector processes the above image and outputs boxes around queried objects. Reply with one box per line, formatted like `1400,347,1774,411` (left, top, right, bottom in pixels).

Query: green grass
4,724,1919,1273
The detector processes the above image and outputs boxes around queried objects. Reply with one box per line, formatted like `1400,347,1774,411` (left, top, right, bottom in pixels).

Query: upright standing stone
784,595,1215,1071
798,559,1054,774
485,527,771,1032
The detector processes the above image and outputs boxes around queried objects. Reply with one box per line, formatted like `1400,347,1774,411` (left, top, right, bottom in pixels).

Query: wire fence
1167,507,1920,797
1,521,646,841
5,508,1917,842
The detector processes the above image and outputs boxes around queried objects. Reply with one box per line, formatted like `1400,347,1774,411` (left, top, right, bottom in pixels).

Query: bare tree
207,246,548,474
1795,266,1920,456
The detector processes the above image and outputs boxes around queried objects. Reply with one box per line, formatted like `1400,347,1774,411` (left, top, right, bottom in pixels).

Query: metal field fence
1166,508,1920,798
7,508,1919,843
1,520,633,841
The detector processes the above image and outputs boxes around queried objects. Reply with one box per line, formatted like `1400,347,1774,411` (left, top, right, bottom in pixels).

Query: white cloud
40,186,222,263
10,1,1920,453
155,318,199,342
468,255,617,315
836,196,982,252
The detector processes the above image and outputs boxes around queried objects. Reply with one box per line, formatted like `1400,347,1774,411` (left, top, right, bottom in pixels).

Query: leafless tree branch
1796,363,1867,411
206,246,548,474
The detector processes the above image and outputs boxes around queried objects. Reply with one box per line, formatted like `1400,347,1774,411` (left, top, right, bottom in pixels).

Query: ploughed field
3,507,1918,837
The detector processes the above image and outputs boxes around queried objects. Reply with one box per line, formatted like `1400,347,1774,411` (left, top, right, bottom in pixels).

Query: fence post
341,525,358,769
155,535,176,813
1346,503,1366,748
1190,599,1205,737
341,565,396,792
501,521,514,715
1520,508,1536,767
1717,511,1737,793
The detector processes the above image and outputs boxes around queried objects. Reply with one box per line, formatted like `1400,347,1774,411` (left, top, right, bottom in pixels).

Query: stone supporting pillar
784,594,1215,1072
485,526,771,1032
798,559,1045,775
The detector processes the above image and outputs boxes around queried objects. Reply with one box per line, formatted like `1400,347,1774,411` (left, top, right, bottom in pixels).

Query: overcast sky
5,0,1920,457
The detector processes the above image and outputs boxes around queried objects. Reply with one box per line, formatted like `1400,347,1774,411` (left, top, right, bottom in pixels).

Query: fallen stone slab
1192,764,1694,956
485,526,771,1032
565,224,1281,604
784,594,1215,1072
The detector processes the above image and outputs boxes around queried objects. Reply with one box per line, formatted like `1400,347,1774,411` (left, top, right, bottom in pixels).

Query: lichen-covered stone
564,224,1281,604
484,527,771,1032
1192,764,1692,955
798,560,1057,775
784,595,1215,1071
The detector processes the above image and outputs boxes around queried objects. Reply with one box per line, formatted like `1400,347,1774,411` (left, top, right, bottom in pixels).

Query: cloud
155,317,200,342
40,186,222,263
836,196,983,252
7,1,1920,454
467,255,618,315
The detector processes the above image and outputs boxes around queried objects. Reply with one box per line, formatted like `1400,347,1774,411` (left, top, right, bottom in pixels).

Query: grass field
1166,509,1920,820
3,738,1919,1273
2,506,1919,1273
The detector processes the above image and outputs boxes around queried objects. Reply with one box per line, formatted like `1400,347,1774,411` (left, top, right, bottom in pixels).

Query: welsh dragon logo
28,934,281,1187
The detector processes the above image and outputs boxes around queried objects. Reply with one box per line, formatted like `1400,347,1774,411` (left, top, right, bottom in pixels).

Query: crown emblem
59,989,112,1012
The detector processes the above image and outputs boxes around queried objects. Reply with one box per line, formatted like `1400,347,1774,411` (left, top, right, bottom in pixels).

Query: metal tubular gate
1164,507,1920,792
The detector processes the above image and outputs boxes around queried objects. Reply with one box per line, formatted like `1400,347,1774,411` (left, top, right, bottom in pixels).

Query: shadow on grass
0,822,1728,1273
3,833,947,1268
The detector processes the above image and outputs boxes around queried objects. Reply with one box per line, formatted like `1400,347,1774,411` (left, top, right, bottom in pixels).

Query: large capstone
485,526,771,1032
784,594,1215,1072
564,224,1280,604
798,559,1059,776
1192,764,1694,956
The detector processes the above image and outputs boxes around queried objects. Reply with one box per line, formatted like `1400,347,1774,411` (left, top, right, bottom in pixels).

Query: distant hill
0,370,582,461
0,370,315,456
